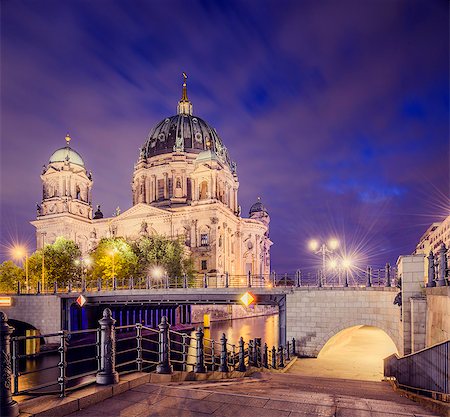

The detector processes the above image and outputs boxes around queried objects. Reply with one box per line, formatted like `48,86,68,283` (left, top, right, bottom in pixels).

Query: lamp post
41,232,47,291
308,238,339,285
11,246,29,293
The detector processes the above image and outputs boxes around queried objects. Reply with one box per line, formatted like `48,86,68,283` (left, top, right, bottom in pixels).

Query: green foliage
89,238,137,283
131,235,194,279
27,237,82,287
0,261,24,292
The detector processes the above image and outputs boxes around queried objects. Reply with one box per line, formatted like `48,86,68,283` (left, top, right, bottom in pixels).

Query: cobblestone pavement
68,373,438,417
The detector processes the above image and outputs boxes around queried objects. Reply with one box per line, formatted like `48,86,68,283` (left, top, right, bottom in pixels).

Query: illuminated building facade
414,215,450,256
31,76,272,277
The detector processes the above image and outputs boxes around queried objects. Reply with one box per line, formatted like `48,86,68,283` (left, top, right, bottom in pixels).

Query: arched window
199,181,208,200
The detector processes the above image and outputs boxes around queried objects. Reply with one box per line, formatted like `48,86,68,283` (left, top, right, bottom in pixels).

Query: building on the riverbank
414,215,450,256
31,76,272,278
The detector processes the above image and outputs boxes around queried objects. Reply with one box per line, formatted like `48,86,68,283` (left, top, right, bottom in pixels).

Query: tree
131,235,194,282
89,238,137,284
27,237,82,288
0,261,24,292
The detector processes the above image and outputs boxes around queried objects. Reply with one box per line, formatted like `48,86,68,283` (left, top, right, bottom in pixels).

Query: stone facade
4,295,61,341
425,286,450,347
30,79,272,277
285,287,400,357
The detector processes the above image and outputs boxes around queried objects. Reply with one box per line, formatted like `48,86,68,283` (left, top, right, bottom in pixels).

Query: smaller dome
49,147,84,166
48,134,85,167
93,205,103,219
249,197,268,216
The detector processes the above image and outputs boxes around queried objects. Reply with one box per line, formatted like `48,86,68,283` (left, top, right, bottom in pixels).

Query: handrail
384,339,449,398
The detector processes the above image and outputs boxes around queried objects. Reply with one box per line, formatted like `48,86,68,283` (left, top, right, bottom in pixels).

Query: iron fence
9,266,398,295
0,309,296,404
384,340,450,401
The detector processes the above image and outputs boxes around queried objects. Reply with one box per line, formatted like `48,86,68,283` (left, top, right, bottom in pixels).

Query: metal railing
0,308,296,410
10,265,398,295
384,340,450,401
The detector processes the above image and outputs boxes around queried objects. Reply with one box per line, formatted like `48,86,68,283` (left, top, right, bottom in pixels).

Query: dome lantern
177,72,193,116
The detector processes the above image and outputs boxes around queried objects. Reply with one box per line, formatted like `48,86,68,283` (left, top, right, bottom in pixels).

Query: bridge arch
313,318,400,357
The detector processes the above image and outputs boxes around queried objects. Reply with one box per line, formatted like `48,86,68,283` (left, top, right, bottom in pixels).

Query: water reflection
199,314,279,347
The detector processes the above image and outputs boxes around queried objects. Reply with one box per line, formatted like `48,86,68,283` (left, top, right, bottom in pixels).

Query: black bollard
156,316,173,374
286,341,290,361
279,346,285,368
292,338,296,356
96,308,119,385
271,346,277,369
263,343,269,368
219,333,229,372
0,312,19,417
194,327,206,373
237,337,246,372
247,339,254,366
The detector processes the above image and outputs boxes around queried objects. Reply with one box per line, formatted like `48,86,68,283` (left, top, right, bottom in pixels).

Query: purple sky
1,0,449,272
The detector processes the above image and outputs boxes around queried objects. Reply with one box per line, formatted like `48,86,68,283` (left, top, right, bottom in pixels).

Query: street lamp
341,257,353,287
41,232,47,291
308,238,339,285
11,245,29,293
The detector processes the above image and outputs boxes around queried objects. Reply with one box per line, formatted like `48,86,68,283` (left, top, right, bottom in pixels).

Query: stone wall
410,297,427,352
425,286,450,347
397,254,426,355
285,287,400,357
3,295,62,339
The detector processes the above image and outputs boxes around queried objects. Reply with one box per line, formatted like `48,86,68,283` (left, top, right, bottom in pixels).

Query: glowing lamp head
328,259,338,269
328,239,339,250
342,258,352,269
151,266,164,279
308,239,319,251
11,245,26,260
240,291,255,307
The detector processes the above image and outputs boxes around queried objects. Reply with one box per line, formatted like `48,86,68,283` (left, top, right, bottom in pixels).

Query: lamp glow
342,258,353,269
328,239,339,250
308,239,319,251
328,259,338,269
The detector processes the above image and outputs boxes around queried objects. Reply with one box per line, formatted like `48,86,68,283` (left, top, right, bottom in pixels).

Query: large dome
139,75,235,171
141,114,232,167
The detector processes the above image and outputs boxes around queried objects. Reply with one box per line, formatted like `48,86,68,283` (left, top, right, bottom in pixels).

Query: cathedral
31,76,272,278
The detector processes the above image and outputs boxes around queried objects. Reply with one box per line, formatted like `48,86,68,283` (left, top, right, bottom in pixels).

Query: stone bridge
1,255,440,357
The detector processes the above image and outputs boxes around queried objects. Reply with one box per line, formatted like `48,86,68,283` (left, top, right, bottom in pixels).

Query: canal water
15,314,278,395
